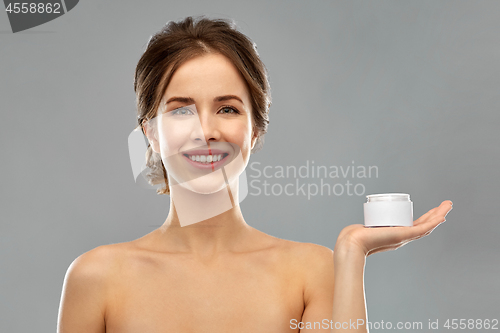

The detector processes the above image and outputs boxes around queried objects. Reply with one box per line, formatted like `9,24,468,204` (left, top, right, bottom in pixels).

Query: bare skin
58,203,336,333
57,53,453,332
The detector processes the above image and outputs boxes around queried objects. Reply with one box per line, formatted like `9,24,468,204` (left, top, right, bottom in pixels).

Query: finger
429,201,453,224
413,207,438,226
443,200,453,217
410,211,450,243
408,223,440,241
414,200,452,226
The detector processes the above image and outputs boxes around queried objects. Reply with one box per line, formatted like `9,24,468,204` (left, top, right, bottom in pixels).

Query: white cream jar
363,193,413,227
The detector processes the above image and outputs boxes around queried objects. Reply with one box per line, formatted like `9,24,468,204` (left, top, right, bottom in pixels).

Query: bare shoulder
61,244,125,305
278,239,334,267
61,243,135,308
67,243,125,278
58,244,128,333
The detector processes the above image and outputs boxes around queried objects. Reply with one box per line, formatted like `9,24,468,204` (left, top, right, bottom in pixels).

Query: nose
190,110,221,144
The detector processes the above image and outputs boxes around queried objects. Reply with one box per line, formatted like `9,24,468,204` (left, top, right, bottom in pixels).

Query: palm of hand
336,200,453,257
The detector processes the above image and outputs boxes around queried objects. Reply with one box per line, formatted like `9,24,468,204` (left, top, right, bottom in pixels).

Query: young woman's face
147,53,257,194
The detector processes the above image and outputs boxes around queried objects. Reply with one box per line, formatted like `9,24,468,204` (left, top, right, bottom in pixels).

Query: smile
181,148,232,170
183,153,229,163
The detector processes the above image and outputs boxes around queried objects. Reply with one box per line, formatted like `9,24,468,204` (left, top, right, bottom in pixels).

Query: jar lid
366,193,410,202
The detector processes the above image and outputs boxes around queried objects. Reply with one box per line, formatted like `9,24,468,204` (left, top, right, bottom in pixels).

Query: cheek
229,122,252,147
157,121,191,153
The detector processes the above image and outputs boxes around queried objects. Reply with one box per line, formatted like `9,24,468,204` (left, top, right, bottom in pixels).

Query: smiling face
145,53,257,194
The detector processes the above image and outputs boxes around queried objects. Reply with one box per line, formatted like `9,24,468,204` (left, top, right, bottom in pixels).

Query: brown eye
218,106,240,114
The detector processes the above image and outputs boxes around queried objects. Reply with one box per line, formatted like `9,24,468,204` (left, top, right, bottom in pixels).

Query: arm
331,243,367,333
297,243,367,333
57,246,111,333
298,244,335,332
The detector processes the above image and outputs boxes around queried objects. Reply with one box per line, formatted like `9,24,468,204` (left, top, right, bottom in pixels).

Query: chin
173,172,230,195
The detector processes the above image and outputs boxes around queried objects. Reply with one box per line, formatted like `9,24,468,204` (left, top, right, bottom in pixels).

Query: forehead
165,53,250,103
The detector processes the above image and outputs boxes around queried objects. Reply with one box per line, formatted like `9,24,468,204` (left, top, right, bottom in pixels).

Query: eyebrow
213,95,243,104
166,95,244,104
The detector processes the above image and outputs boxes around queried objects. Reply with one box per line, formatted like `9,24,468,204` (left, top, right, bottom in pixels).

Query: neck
157,177,252,257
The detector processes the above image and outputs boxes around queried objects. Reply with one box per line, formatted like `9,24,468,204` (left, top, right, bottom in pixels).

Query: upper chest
105,247,305,333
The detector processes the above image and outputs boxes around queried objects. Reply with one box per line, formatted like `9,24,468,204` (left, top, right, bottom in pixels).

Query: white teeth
188,154,225,163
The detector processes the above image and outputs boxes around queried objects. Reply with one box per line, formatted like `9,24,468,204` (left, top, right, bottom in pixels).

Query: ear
143,121,160,154
250,129,259,151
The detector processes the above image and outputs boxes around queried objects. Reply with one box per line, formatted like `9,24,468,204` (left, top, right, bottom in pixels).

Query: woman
57,16,452,333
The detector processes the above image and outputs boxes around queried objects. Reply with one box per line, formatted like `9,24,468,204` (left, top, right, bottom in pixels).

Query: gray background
1,0,499,332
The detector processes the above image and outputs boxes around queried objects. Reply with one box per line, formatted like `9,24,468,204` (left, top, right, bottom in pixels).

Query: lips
181,148,231,170
184,153,228,163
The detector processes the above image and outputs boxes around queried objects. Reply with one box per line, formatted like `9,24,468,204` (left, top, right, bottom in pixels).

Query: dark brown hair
134,16,271,194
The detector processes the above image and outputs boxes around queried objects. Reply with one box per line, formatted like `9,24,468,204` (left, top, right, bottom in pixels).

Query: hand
335,200,453,257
